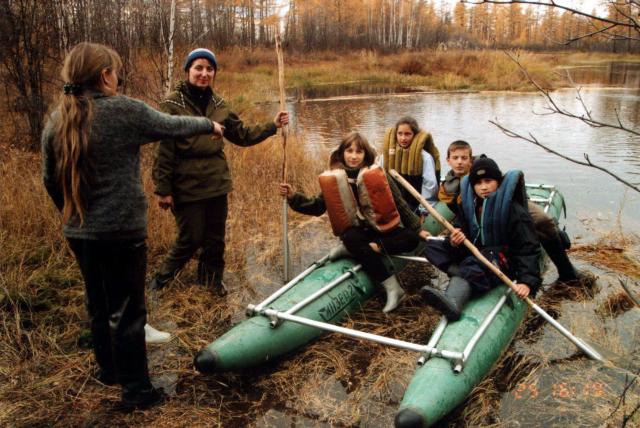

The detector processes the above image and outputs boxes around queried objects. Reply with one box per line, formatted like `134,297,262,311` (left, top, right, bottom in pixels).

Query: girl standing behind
41,42,223,410
279,132,429,313
382,116,440,213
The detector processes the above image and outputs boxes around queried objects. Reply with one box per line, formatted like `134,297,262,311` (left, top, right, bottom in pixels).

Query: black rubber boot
94,368,117,386
120,381,166,412
420,276,471,321
197,264,227,296
541,235,579,282
212,272,228,297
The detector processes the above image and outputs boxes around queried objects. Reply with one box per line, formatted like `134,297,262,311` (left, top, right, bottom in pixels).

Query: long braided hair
52,42,122,224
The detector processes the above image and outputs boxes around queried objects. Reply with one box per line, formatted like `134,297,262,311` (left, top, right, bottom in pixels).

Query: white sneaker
145,323,171,344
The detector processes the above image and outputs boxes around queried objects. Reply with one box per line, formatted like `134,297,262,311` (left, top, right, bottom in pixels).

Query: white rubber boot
382,275,405,313
144,323,171,344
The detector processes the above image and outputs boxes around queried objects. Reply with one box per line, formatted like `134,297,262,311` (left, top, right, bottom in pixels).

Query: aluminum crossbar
269,265,363,327
453,289,512,373
544,190,556,213
528,197,550,204
246,254,330,317
417,317,448,366
263,308,463,360
525,183,556,190
392,255,431,263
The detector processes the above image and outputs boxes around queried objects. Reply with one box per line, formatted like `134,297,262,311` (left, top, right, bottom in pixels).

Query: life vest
357,165,401,233
382,127,441,180
438,170,462,205
317,166,401,236
460,170,527,247
318,169,360,236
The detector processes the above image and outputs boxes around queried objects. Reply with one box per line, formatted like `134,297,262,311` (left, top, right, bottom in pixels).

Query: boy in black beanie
438,150,582,286
421,157,541,320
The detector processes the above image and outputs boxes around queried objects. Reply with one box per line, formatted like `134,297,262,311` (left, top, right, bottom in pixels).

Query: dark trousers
159,194,228,280
423,239,500,292
341,226,419,282
67,238,151,390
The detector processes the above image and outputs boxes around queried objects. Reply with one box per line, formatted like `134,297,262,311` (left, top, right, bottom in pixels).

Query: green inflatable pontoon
395,183,566,427
194,201,455,373
194,184,565,428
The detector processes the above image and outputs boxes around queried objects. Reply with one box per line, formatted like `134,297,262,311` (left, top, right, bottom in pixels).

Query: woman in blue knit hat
150,48,289,295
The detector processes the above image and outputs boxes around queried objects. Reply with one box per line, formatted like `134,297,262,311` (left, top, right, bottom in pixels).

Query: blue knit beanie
184,48,218,71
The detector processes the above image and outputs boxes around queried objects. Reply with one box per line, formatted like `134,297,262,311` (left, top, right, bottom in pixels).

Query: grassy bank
1,48,639,426
211,48,640,100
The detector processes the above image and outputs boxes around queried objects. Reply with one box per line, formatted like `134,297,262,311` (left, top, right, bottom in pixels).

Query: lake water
247,63,640,427
288,63,640,240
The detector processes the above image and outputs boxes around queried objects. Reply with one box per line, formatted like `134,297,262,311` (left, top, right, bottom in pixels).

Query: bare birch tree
166,0,177,95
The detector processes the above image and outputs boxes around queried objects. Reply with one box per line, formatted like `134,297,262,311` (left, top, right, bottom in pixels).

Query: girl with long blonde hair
42,42,223,410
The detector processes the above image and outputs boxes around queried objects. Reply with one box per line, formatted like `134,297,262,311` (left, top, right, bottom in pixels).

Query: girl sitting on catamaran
279,132,429,313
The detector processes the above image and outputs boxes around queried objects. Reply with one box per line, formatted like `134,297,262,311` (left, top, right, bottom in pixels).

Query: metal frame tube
544,190,556,213
283,198,290,282
528,197,550,204
454,290,511,373
247,254,330,316
418,317,448,365
525,183,556,190
529,302,603,361
268,265,362,327
392,255,431,263
264,309,463,360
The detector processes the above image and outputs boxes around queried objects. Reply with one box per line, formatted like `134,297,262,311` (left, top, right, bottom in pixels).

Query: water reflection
562,62,640,88
287,82,422,100
290,87,640,238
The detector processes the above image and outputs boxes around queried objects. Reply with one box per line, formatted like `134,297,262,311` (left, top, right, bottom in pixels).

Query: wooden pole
389,169,604,362
275,31,290,282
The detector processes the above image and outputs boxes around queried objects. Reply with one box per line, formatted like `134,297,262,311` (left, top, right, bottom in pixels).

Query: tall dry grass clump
385,49,555,91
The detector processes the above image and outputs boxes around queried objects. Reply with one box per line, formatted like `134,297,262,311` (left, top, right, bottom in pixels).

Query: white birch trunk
398,0,404,47
406,1,414,48
86,0,93,41
166,0,176,96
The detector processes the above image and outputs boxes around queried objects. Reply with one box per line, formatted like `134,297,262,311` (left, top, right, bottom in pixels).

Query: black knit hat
469,156,502,185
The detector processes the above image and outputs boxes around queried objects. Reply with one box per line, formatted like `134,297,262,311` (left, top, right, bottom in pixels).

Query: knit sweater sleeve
288,192,327,216
122,96,213,142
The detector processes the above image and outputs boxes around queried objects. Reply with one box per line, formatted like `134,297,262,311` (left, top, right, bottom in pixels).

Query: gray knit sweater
42,93,213,240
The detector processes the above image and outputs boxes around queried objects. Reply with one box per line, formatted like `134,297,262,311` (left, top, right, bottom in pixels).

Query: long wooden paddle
275,31,290,282
388,169,604,362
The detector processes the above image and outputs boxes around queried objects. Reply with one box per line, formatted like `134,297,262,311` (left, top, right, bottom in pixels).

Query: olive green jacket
153,81,277,203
